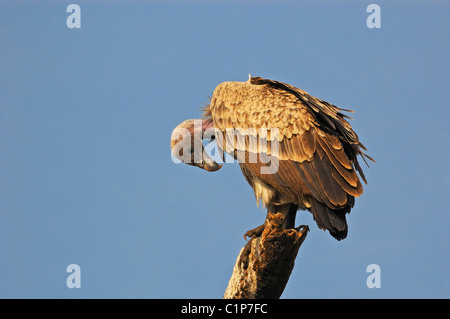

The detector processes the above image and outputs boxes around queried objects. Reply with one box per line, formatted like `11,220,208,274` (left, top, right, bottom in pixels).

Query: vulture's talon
243,224,265,241
296,225,310,233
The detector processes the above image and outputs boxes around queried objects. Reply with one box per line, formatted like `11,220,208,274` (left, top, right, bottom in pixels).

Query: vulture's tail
309,199,349,240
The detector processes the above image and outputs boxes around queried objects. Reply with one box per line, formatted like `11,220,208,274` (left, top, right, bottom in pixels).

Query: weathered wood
224,213,308,299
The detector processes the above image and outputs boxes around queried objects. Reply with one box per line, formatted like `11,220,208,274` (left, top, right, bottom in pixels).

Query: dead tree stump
224,213,308,299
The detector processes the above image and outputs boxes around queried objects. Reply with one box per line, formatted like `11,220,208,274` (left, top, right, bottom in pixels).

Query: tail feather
309,199,348,240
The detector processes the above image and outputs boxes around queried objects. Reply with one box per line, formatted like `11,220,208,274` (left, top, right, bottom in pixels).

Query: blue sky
1,1,448,298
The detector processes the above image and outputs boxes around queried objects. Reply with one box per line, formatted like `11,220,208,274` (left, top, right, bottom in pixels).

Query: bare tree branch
224,213,308,299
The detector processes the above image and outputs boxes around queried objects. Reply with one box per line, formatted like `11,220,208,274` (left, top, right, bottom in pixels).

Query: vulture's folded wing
208,77,370,210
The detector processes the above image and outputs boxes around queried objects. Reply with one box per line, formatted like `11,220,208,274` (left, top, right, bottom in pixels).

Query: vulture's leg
243,203,298,240
271,203,299,230
240,204,306,271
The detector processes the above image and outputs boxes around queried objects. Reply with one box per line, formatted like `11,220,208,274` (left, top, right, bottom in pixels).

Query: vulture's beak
192,158,223,172
171,119,223,172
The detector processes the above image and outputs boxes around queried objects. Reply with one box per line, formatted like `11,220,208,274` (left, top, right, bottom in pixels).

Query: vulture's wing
208,77,371,237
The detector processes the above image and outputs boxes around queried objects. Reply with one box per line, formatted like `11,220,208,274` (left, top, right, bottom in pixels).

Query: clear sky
1,1,448,298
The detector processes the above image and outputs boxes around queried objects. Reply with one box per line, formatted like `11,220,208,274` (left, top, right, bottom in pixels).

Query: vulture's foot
243,224,265,241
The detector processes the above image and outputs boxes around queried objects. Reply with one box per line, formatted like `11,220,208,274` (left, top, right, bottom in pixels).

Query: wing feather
316,134,359,187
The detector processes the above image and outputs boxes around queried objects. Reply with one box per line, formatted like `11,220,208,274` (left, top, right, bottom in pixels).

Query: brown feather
310,154,348,206
315,135,358,186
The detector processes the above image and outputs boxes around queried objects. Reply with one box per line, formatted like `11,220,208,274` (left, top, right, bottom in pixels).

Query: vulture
171,76,373,240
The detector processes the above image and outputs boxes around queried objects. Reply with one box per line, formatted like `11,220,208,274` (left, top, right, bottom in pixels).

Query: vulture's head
170,119,222,172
